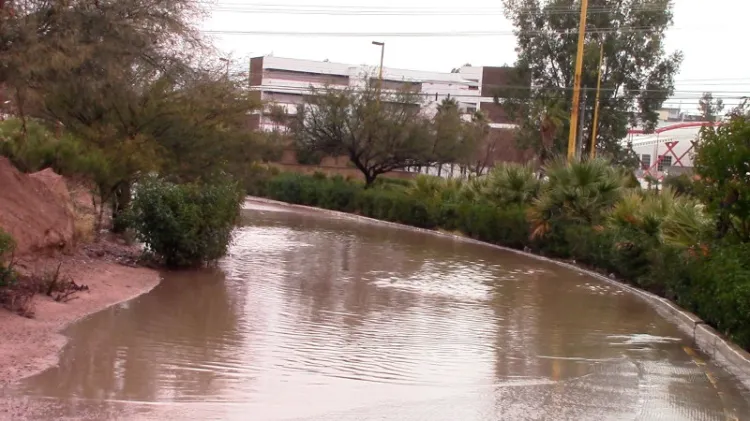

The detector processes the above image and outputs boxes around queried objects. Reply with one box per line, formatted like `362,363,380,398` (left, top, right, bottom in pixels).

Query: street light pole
372,41,385,90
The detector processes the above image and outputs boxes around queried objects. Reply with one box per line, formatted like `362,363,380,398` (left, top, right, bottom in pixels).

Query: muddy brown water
4,201,750,420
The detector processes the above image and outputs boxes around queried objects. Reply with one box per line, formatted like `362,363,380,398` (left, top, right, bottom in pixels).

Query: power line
203,27,682,37
248,82,748,101
203,2,671,16
209,4,669,16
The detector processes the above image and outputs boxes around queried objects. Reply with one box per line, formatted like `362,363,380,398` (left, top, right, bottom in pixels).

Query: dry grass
0,262,90,318
73,214,95,244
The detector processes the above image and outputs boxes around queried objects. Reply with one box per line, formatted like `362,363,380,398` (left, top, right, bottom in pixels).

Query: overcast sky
203,0,749,110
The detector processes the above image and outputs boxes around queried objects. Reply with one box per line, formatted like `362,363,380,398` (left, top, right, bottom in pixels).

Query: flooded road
5,202,750,420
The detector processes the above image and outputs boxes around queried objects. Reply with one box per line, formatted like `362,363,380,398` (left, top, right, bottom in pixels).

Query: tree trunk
94,186,107,242
364,172,377,188
111,181,132,233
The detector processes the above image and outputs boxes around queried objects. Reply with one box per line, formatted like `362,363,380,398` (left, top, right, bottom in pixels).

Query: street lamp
371,41,385,83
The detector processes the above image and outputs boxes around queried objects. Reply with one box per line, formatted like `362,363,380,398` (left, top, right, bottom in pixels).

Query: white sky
203,0,749,110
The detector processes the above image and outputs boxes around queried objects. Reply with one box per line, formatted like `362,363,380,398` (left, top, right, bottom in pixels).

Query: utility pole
590,42,604,159
567,0,590,161
577,90,587,159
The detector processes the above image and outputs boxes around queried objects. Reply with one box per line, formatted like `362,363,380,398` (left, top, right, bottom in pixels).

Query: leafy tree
694,103,750,242
293,84,434,186
2,0,202,139
499,0,682,164
431,98,463,176
3,0,206,231
461,110,493,176
450,63,472,73
142,69,270,183
431,98,484,176
698,92,725,123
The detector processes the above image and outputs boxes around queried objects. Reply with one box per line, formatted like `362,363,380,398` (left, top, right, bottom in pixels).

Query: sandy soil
0,239,160,386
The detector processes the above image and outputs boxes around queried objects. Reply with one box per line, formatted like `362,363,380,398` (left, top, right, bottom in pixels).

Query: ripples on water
7,202,750,420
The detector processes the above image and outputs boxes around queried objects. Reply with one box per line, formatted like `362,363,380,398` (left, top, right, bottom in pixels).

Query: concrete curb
244,196,750,390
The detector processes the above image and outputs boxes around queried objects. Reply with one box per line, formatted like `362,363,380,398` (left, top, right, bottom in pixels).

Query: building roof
254,55,478,86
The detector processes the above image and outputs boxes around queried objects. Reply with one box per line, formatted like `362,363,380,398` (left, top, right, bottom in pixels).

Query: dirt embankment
0,157,161,385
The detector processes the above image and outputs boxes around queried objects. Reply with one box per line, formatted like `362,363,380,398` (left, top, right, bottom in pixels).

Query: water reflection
5,202,750,420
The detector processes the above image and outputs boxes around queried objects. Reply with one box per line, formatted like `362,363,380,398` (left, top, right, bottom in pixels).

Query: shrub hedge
256,172,750,350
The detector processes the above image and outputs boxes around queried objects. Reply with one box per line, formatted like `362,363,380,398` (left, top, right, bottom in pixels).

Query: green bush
318,178,360,212
0,118,90,175
438,202,461,231
684,243,750,349
374,177,413,189
662,174,697,197
456,203,529,249
126,176,244,268
0,229,17,288
265,173,309,204
258,166,750,352
642,245,692,301
243,163,280,197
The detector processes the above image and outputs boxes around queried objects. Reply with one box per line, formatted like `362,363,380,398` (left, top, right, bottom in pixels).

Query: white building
247,56,530,164
624,121,721,181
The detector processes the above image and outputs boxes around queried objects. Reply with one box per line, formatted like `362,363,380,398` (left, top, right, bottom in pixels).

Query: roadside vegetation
0,0,278,271
1,0,747,355
255,106,750,351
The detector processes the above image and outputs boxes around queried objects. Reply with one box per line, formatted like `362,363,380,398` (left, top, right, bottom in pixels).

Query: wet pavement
3,201,749,420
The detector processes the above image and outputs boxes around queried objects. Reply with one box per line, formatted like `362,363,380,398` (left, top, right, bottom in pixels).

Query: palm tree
607,187,712,249
483,162,540,207
459,176,487,203
529,157,625,238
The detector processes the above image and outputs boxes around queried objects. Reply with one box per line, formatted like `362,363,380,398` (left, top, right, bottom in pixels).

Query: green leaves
694,108,750,242
530,158,625,236
484,162,540,207
501,0,681,164
127,176,243,268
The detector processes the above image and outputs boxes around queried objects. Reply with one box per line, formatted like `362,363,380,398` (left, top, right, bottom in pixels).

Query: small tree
293,84,433,186
461,111,493,176
431,98,481,176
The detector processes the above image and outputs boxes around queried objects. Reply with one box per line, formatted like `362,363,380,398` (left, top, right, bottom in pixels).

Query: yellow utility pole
590,42,604,159
567,0,589,160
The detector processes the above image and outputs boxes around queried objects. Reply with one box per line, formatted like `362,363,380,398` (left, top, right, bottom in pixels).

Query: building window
466,105,477,113
657,155,672,171
468,86,479,91
640,154,651,170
